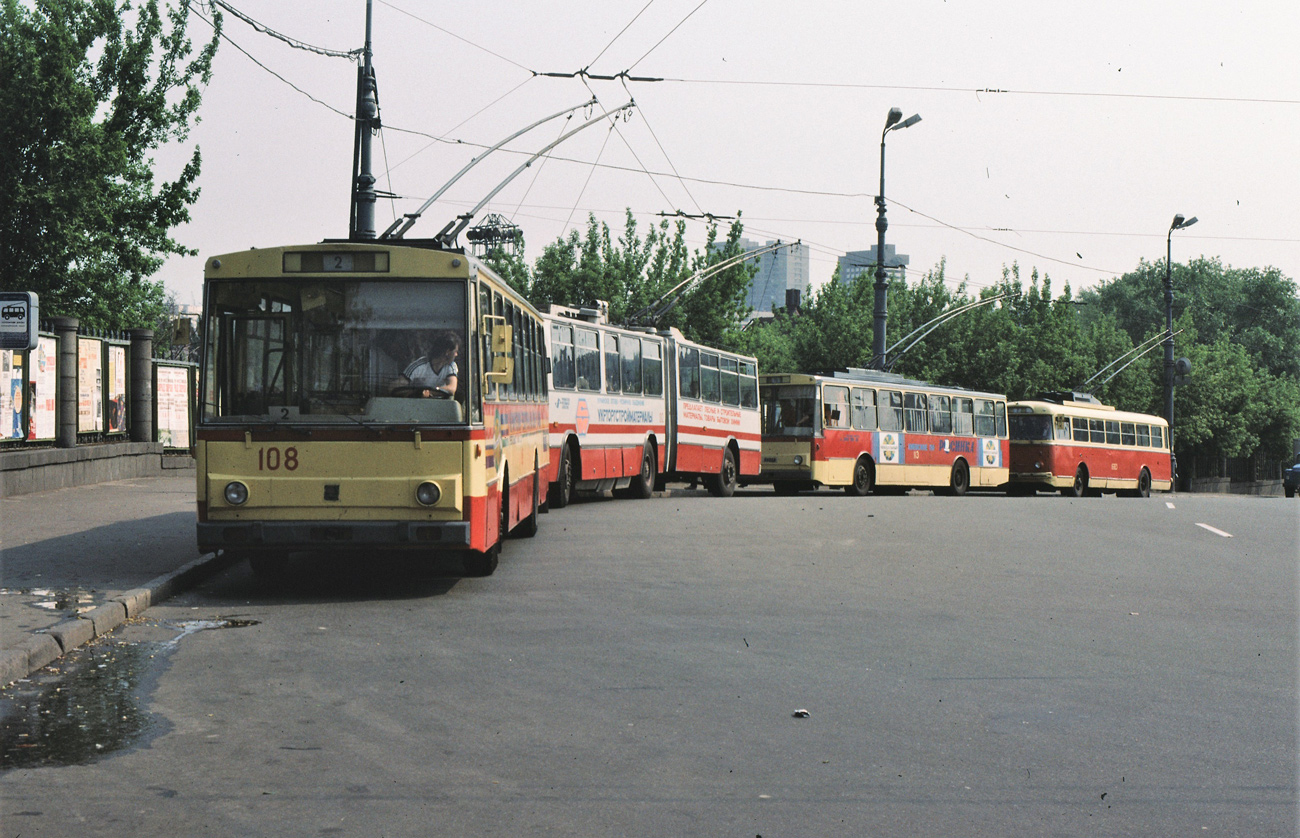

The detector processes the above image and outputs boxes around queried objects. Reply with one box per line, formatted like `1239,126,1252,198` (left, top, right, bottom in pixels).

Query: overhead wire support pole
381,96,597,239
432,101,636,247
876,293,1013,372
349,0,378,240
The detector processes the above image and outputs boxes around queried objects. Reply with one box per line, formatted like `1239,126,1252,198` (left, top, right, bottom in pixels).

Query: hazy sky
155,0,1300,307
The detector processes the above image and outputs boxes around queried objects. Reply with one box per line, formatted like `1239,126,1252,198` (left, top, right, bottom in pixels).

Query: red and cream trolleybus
544,305,761,505
1007,392,1171,497
195,241,548,578
758,369,1009,495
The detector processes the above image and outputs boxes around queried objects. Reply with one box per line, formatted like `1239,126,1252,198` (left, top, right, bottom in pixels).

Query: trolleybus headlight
793,455,805,465
224,481,249,506
416,481,441,506
1034,461,1043,470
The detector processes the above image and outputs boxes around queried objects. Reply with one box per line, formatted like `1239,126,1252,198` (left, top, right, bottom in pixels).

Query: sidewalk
0,474,236,686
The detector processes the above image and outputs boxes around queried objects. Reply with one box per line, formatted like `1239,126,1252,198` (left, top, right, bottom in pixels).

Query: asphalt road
2,489,1296,837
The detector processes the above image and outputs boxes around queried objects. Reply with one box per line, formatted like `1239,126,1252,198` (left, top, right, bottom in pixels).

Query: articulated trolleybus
1007,392,1171,497
195,242,548,578
544,304,762,505
758,369,1009,495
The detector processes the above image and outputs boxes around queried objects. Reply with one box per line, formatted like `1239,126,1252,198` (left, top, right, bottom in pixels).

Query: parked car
1285,454,1300,498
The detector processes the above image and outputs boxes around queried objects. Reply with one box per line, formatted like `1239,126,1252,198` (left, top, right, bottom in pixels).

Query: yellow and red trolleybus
543,304,761,503
1007,392,1171,497
195,241,548,577
757,369,1009,495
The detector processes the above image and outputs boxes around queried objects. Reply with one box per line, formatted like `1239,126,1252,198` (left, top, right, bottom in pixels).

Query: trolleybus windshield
203,279,467,423
761,384,816,437
1008,413,1053,440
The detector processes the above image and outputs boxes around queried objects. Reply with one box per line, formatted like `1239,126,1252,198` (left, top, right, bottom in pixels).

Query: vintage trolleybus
195,242,548,578
1007,392,1171,497
544,305,762,505
758,369,1009,495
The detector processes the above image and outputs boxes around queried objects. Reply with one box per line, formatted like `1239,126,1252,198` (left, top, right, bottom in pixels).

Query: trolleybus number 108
258,447,300,471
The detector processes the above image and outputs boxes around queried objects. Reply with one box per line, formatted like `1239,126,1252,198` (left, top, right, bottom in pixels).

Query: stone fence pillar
52,317,79,448
128,329,154,443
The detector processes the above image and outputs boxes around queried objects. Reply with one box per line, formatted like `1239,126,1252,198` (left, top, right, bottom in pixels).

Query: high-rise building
837,244,909,286
715,237,810,316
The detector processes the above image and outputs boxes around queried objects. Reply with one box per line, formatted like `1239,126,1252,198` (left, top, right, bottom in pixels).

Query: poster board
28,336,56,440
107,344,127,434
0,350,21,440
77,337,103,433
156,365,191,449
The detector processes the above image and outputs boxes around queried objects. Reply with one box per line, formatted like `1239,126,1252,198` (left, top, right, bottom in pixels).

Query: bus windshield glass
761,384,816,437
202,279,467,423
1008,414,1053,440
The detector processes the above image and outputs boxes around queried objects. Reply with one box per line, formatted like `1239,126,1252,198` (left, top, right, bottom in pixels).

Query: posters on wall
77,337,103,433
29,336,56,440
156,365,191,448
107,345,127,433
0,350,21,440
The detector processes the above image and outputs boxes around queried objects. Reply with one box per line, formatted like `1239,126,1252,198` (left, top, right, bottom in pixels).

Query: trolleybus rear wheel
1061,466,1087,498
845,457,874,496
1135,468,1151,498
548,445,575,509
628,443,656,499
707,448,738,497
947,459,970,497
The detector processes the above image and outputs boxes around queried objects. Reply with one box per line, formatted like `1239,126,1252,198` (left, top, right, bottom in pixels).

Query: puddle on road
0,587,103,617
0,617,259,770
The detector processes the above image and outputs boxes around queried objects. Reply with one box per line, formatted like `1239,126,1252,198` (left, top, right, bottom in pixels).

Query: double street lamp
1165,213,1197,486
872,107,921,367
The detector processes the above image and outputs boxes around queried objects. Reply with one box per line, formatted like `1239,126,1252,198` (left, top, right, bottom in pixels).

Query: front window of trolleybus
1008,413,1053,440
201,280,468,424
761,384,817,437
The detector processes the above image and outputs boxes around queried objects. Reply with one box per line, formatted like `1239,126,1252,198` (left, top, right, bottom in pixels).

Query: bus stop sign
0,292,39,350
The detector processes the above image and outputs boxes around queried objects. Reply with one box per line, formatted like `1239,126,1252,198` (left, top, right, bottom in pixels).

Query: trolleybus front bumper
198,520,472,554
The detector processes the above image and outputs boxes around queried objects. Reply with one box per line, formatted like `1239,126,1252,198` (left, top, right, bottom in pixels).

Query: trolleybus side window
739,361,758,408
552,323,575,389
700,352,721,402
1054,414,1070,440
880,390,904,432
1136,424,1150,447
973,399,997,437
679,346,700,399
904,392,928,433
851,387,876,430
575,327,600,391
1153,426,1165,448
1105,420,1120,446
929,394,952,434
995,401,1006,437
953,397,974,436
1088,418,1104,443
621,336,641,394
643,340,663,396
604,332,621,393
1121,422,1136,446
720,356,740,406
823,385,850,429
1072,417,1088,442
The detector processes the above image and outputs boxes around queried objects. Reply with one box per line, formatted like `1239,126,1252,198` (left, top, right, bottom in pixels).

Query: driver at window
396,330,460,397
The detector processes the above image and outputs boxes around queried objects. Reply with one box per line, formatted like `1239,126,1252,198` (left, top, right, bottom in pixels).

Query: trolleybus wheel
845,457,874,496
773,481,801,496
948,459,970,497
707,447,738,498
1061,466,1087,498
624,443,655,499
548,445,575,509
1136,468,1151,498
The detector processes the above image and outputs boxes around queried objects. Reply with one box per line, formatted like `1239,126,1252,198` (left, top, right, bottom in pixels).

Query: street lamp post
872,107,921,368
1164,213,1197,488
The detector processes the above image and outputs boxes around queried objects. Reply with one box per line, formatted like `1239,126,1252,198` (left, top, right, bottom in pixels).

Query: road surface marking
1195,523,1233,538
1166,502,1176,509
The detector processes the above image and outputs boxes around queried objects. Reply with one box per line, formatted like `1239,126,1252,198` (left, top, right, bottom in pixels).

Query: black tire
547,445,574,509
1060,466,1086,498
1136,468,1151,499
845,457,874,496
948,459,970,497
706,447,738,498
627,443,655,499
773,481,801,496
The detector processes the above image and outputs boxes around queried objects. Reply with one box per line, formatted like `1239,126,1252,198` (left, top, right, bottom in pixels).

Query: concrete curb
0,551,241,688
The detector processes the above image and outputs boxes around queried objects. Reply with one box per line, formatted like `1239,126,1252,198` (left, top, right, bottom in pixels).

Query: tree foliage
0,0,220,329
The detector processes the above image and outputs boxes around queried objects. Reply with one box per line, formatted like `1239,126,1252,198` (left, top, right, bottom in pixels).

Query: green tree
0,0,220,329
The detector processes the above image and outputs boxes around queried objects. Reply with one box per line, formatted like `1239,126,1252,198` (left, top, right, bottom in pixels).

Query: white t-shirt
403,358,457,389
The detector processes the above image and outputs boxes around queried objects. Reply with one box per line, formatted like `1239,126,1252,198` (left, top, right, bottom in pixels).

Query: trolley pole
350,0,378,240
1164,213,1197,487
872,108,920,368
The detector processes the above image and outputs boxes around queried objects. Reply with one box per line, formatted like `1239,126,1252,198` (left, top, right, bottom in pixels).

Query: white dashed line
1195,523,1233,538
1166,502,1176,509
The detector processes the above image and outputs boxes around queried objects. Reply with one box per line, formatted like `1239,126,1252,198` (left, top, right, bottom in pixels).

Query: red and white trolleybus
543,305,761,505
1007,392,1171,497
757,369,1009,495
